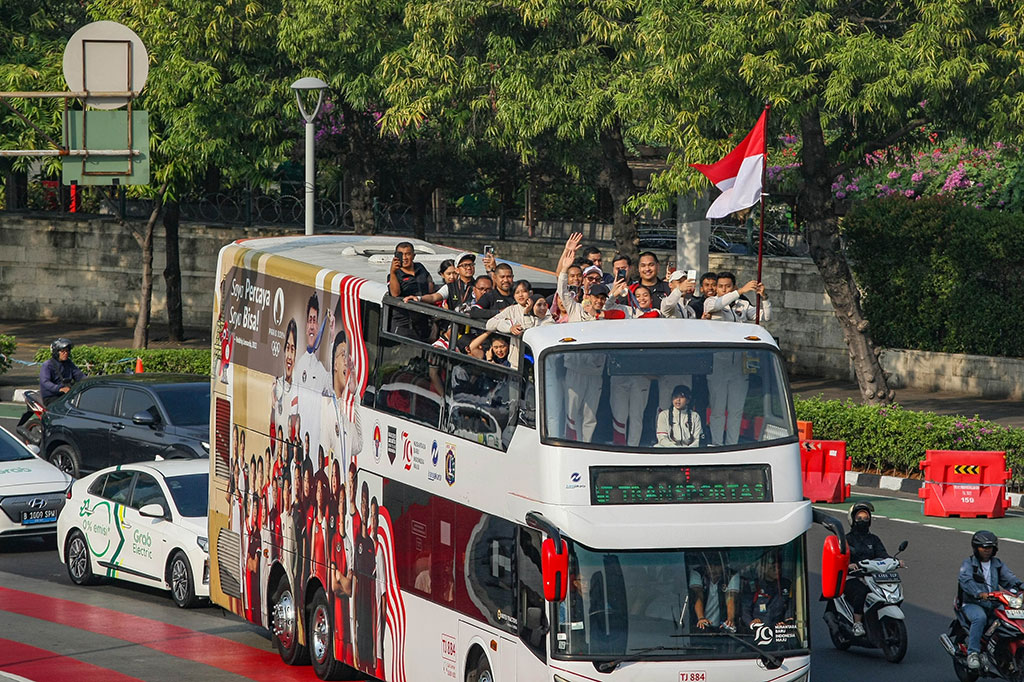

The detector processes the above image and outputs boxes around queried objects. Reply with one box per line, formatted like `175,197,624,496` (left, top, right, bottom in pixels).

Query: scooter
15,389,46,447
824,540,909,663
941,589,1024,681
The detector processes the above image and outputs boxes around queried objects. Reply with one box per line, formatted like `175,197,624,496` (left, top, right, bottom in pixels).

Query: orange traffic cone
135,357,144,373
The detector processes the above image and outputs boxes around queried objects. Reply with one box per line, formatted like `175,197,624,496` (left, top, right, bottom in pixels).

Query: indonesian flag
690,108,767,219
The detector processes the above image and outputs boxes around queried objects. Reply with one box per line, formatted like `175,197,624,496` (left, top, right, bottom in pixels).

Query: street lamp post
290,77,328,236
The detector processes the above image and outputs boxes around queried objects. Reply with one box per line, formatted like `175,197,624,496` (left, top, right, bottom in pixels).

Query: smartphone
567,285,579,296
617,268,627,281
686,269,697,281
394,248,402,261
484,245,495,256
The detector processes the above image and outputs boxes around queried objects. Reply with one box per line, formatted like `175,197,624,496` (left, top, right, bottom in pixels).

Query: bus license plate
21,509,58,525
1006,609,1024,619
680,673,707,682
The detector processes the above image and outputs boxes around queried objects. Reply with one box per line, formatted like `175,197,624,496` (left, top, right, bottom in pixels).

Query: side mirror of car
132,410,159,426
139,503,167,519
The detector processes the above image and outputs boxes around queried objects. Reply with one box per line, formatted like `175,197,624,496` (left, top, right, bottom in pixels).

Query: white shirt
656,407,703,447
982,560,993,590
704,290,771,323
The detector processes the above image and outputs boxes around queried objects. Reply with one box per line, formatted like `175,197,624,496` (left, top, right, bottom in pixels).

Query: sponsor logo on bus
428,440,443,483
445,446,456,486
566,471,586,490
403,432,414,471
373,423,382,464
387,426,397,464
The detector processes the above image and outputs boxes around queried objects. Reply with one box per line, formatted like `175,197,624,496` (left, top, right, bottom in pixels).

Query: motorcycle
941,589,1024,681
824,539,909,663
15,389,46,447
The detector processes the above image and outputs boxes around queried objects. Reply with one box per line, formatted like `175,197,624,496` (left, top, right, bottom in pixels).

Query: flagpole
755,103,770,325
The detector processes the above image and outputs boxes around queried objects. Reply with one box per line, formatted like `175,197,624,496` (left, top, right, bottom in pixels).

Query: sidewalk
1,318,1021,427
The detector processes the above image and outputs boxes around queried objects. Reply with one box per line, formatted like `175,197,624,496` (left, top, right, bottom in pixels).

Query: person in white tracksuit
555,233,611,442
655,270,699,415
703,272,771,445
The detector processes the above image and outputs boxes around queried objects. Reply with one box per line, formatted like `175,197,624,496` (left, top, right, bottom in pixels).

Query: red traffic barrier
918,450,1011,519
800,440,851,503
797,420,813,441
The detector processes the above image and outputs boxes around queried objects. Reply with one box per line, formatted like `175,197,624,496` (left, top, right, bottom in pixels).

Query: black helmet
849,501,875,526
50,338,73,360
972,530,998,557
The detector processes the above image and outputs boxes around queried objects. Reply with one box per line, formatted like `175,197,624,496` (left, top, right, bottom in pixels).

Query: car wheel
169,550,199,608
271,576,309,666
49,444,82,479
66,530,98,586
309,587,346,680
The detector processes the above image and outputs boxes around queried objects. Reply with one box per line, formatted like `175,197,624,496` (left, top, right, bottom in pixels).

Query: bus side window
517,527,547,660
375,337,443,428
446,359,515,450
360,303,380,408
519,346,536,429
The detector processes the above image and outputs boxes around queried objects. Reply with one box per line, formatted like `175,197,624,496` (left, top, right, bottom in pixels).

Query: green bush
0,335,15,375
795,397,1024,488
32,346,211,376
844,196,1024,357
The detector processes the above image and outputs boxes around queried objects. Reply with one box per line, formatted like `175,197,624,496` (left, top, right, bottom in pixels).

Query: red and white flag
690,108,767,219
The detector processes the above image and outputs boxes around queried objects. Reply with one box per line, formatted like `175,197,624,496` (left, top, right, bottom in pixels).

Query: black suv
41,374,210,478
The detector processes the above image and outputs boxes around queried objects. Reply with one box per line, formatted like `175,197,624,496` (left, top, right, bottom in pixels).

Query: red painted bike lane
0,587,327,682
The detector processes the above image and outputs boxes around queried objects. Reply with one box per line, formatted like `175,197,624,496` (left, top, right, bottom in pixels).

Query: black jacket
40,358,85,400
846,529,888,565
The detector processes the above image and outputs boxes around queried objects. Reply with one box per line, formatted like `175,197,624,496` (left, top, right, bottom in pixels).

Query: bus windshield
542,346,793,450
555,539,808,661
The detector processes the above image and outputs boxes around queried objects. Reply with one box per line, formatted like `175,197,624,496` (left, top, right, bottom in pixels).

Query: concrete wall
6,213,1024,398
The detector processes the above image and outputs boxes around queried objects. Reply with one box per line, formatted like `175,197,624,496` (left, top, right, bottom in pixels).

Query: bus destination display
590,465,772,505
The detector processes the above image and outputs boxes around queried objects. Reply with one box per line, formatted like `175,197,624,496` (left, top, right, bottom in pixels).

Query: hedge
32,345,210,376
844,196,1024,357
795,397,1024,488
0,335,15,375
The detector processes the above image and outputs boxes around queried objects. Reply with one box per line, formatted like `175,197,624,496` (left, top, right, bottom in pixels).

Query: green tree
87,0,293,346
380,0,651,261
637,0,1024,404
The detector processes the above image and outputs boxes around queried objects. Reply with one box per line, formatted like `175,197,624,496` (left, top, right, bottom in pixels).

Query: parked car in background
57,459,210,608
40,374,210,478
0,426,72,540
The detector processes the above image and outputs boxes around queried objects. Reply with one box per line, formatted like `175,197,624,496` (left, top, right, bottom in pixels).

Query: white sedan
0,426,72,539
57,459,210,608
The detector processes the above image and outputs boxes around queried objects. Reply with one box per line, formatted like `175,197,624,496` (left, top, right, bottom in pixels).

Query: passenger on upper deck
408,252,477,313
486,280,553,334
388,241,435,340
631,251,670,308
470,263,516,320
703,271,770,323
660,270,698,319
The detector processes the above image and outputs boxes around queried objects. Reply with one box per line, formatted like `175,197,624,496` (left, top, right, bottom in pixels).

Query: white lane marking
925,524,954,530
0,672,37,682
890,518,917,524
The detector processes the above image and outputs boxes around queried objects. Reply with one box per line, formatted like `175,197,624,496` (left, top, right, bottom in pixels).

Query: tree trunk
163,199,184,341
132,186,166,349
599,118,639,263
344,105,377,234
798,106,893,405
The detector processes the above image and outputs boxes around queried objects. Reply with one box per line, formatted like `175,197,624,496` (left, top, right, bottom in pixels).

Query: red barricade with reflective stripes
918,450,1011,518
800,440,851,503
797,420,813,441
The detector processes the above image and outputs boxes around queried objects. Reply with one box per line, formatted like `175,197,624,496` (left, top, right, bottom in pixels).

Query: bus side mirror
542,537,568,602
821,534,850,599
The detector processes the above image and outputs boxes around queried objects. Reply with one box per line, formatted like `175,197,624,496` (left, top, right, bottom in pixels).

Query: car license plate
1006,609,1024,619
874,572,900,583
21,509,58,525
680,673,707,682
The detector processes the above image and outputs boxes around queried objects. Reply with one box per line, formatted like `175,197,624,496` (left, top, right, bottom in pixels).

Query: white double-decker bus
207,234,846,682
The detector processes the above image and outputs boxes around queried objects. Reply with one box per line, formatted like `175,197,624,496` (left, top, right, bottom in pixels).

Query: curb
845,470,1024,509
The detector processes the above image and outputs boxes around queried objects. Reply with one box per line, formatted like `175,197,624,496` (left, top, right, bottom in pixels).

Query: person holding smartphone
387,241,435,340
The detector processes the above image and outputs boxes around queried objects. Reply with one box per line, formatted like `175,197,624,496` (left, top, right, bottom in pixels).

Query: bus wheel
271,577,308,666
466,653,494,682
308,587,345,680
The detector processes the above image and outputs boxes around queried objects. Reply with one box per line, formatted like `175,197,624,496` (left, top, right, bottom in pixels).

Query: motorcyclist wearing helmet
39,338,85,405
845,501,892,636
958,530,1024,670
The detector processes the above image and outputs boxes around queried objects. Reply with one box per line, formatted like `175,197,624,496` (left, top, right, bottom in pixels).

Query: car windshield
542,346,793,451
152,384,210,426
0,429,34,462
554,539,808,661
165,473,209,517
